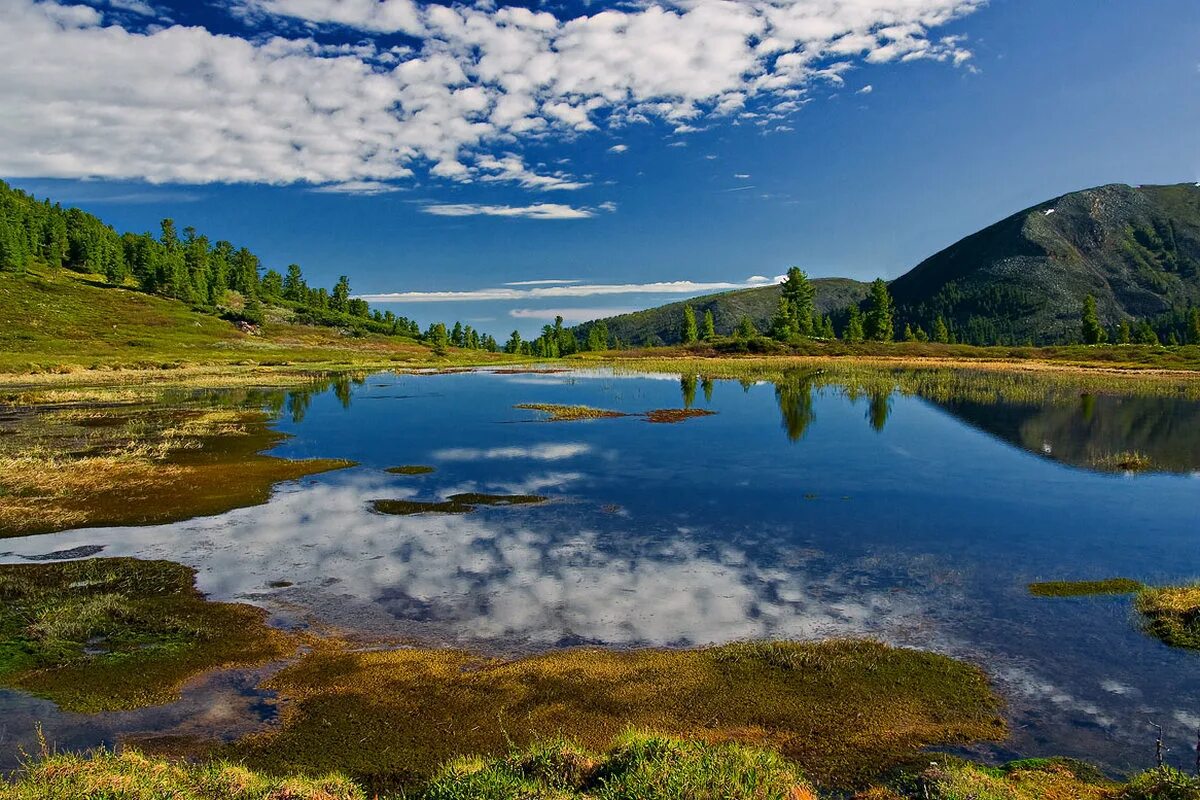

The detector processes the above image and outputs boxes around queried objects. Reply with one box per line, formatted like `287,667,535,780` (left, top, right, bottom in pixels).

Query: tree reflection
774,370,817,442
681,374,698,409
867,390,892,432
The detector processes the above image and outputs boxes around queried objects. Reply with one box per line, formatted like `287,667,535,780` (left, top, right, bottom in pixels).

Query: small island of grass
515,403,630,421
385,464,436,475
1135,583,1200,649
372,493,547,515
1027,578,1144,597
643,408,718,424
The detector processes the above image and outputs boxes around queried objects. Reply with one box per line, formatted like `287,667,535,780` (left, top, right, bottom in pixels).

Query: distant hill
889,182,1200,344
573,278,870,347
577,183,1200,346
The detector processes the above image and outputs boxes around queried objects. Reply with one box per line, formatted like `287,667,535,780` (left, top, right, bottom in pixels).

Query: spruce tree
681,304,698,343
865,278,894,342
1189,308,1200,344
702,309,716,340
736,315,758,339
844,305,865,343
1080,294,1105,344
769,295,794,341
1117,319,1132,344
781,267,815,335
933,315,950,344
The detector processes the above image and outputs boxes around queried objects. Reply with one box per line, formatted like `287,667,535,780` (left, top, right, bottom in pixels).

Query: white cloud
504,279,584,286
358,275,782,302
607,144,629,154
509,307,639,321
734,172,751,178
857,84,874,94
433,443,593,461
0,0,981,188
310,180,404,195
420,203,596,219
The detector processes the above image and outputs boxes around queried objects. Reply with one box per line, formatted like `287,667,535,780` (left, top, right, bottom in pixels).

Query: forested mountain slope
573,279,870,347
889,182,1200,344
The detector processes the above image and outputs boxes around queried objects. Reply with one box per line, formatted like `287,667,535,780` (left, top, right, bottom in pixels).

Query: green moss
516,404,629,421
231,639,1003,793
1135,583,1200,649
0,558,294,712
1028,578,1144,597
371,493,547,515
385,464,436,475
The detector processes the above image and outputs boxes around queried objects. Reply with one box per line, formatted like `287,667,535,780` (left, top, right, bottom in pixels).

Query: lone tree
781,267,816,336
681,304,699,343
1081,294,1106,344
865,278,894,342
702,309,716,340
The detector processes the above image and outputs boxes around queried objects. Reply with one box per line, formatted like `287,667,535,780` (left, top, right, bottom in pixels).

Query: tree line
0,180,501,351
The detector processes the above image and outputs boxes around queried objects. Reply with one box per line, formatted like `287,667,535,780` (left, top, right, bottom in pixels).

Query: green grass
230,639,1002,793
1027,578,1144,597
371,493,547,515
0,558,294,712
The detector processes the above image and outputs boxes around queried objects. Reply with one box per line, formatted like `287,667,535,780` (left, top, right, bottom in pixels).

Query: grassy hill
889,182,1200,344
572,278,869,347
0,268,475,374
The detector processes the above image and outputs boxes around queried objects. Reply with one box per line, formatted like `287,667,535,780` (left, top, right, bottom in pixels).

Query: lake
2,366,1198,774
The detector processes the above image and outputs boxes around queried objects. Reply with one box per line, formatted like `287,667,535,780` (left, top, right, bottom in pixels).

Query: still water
2,367,1198,773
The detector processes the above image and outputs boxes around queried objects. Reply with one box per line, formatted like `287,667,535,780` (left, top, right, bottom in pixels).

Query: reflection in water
774,370,817,442
681,374,697,409
867,390,892,433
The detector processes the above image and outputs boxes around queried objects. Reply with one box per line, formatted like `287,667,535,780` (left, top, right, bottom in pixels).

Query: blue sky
4,0,1198,336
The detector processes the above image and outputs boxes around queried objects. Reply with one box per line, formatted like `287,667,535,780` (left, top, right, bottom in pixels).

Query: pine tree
865,278,894,342
1117,319,1132,344
331,275,351,313
903,323,916,342
681,304,698,343
1080,294,1105,344
702,309,716,340
933,315,950,344
769,295,794,341
781,267,815,336
736,315,758,339
844,305,865,343
505,330,522,354
1189,308,1200,345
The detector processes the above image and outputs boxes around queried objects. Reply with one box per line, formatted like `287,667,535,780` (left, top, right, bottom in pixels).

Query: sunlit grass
1027,579,1144,597
1136,583,1200,649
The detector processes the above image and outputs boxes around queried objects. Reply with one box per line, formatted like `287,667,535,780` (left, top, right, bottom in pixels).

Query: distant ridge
576,183,1200,346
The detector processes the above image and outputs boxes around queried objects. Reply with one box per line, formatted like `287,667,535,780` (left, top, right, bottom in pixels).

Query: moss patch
642,408,718,424
385,465,436,475
231,639,1003,793
372,493,547,515
516,403,630,421
0,558,294,713
1136,583,1200,649
1028,578,1144,597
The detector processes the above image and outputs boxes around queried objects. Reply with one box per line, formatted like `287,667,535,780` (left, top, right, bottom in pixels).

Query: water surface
2,367,1198,774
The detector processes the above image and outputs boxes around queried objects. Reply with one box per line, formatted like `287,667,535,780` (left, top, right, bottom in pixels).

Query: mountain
573,278,870,347
890,182,1200,344
577,183,1200,347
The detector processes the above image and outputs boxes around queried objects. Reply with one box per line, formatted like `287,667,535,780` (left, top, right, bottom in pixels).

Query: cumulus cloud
0,0,981,187
358,275,781,302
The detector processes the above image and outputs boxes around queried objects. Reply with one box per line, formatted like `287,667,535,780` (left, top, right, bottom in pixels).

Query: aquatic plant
230,638,1003,792
0,558,293,712
642,408,718,424
1090,451,1154,472
385,464,436,475
516,403,629,421
1135,584,1200,649
1027,578,1144,597
372,493,546,515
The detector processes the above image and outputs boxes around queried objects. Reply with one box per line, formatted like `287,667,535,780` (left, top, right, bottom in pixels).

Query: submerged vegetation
0,382,355,537
231,638,1002,791
1028,578,1145,597
0,558,292,713
516,403,630,421
372,493,547,515
385,464,436,475
1091,451,1154,472
643,408,718,423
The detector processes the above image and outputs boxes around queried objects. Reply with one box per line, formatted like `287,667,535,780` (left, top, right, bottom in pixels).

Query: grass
905,759,1200,800
1135,583,1200,649
0,749,365,800
0,268,515,375
516,404,630,421
371,493,547,515
643,409,718,424
0,389,355,537
229,639,1003,792
1027,578,1145,597
1091,451,1154,472
385,465,437,475
0,558,294,713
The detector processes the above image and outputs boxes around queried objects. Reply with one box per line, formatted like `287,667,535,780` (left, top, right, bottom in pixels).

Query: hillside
0,268,477,373
889,182,1200,344
573,278,870,346
577,183,1200,347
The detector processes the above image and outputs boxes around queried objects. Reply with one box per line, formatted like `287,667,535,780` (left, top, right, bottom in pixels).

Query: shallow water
2,367,1199,774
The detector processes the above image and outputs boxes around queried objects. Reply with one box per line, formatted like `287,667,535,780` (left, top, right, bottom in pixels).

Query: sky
3,0,1198,336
